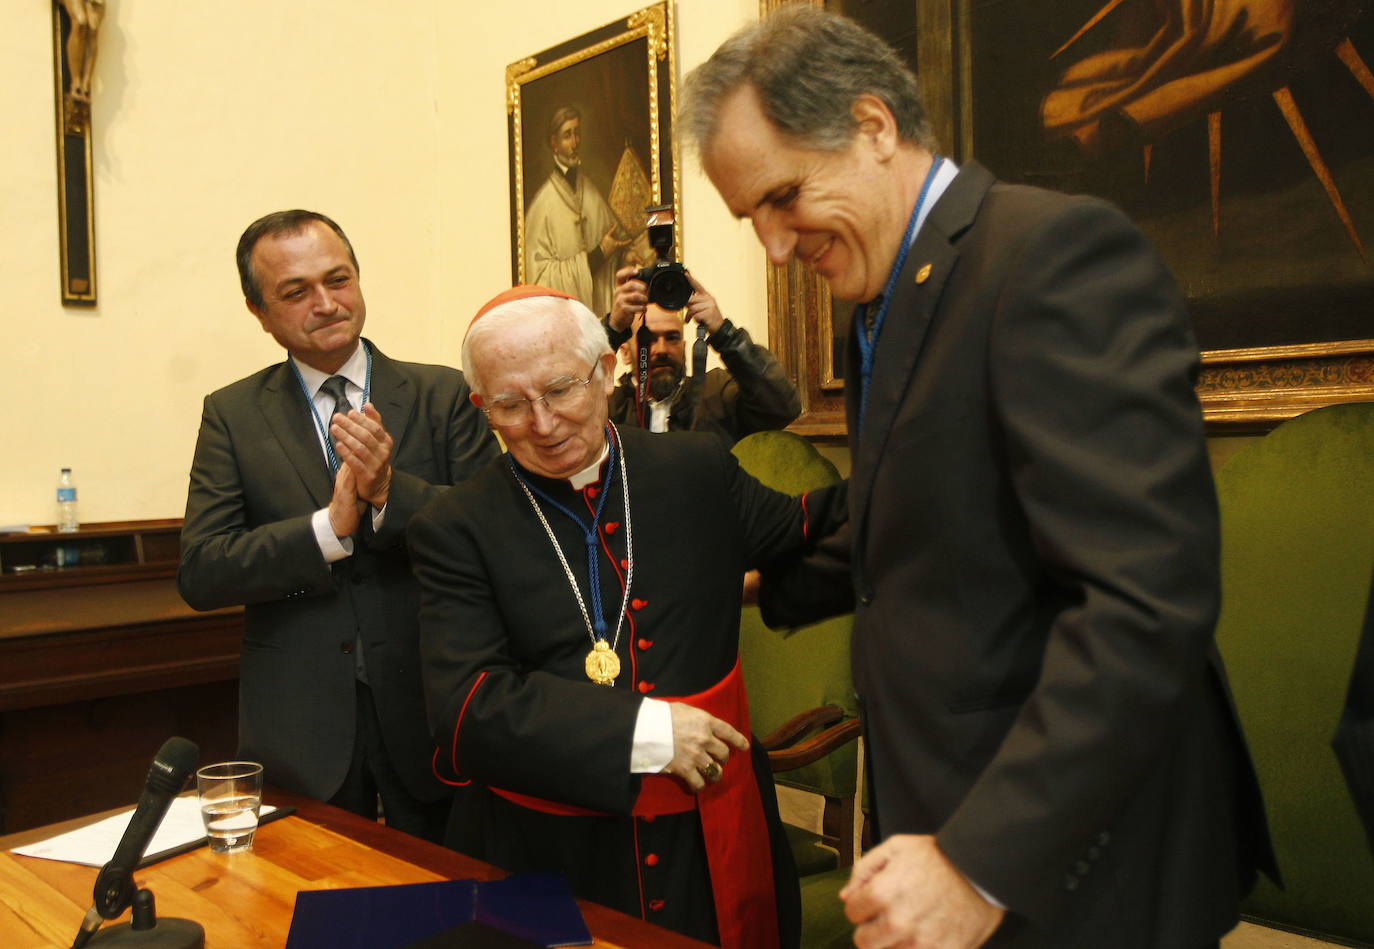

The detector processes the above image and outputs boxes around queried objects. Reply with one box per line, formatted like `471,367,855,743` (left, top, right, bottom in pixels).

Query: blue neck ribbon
854,157,944,438
507,425,619,639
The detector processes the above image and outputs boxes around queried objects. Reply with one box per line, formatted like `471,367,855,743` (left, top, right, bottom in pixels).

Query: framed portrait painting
765,0,1374,433
506,4,679,321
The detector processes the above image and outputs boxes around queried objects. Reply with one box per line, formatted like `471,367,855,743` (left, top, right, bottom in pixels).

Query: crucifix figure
53,0,104,305
58,0,105,135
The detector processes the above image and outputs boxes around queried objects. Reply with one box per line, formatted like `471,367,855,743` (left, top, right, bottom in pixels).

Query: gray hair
680,5,935,154
462,294,611,397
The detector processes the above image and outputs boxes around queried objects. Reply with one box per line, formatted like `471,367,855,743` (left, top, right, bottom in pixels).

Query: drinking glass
196,761,263,854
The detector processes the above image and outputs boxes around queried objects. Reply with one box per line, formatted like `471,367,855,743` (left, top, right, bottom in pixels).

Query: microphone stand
67,737,206,949
72,887,203,948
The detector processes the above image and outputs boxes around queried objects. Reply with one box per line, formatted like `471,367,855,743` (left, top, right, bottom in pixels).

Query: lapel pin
915,263,933,285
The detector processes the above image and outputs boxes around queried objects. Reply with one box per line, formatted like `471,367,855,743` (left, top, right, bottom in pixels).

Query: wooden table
0,789,711,949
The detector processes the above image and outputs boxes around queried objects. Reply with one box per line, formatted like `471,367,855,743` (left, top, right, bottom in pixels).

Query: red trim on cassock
490,659,780,949
432,747,470,787
632,816,647,921
800,491,811,542
433,670,489,786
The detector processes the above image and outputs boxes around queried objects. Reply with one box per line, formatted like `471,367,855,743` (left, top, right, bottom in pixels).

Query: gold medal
585,640,621,685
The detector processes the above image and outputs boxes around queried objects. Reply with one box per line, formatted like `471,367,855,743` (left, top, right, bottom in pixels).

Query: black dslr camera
634,204,692,311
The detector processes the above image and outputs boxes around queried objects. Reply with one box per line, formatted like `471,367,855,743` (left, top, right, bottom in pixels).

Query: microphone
70,737,202,949
93,737,199,918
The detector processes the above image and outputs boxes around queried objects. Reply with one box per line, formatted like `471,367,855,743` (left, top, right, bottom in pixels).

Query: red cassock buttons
630,598,648,611
637,681,654,693
603,521,620,534
585,486,599,499
645,853,659,866
648,899,665,912
637,638,652,650
620,558,630,570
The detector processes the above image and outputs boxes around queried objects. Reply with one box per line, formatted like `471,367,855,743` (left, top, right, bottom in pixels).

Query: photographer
605,266,801,446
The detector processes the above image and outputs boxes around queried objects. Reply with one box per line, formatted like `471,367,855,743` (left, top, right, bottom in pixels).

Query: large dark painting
764,0,1374,432
965,0,1374,355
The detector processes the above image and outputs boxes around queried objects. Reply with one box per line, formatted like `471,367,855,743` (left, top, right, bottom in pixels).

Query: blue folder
284,872,593,949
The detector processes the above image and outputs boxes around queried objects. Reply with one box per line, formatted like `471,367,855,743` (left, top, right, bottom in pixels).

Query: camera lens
648,266,693,311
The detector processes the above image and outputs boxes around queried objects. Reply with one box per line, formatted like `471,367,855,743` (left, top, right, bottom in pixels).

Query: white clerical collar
567,441,611,490
291,341,367,398
554,156,577,177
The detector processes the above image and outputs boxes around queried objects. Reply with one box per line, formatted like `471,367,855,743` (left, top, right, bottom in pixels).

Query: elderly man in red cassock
408,285,845,949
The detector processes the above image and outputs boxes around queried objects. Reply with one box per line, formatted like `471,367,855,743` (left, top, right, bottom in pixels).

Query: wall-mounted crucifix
52,0,105,307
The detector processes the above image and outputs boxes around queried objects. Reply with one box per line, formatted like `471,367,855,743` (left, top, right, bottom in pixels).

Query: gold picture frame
507,4,679,318
763,0,1374,435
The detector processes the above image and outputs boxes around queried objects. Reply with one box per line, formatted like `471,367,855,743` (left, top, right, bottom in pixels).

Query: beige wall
1,0,767,526
1,1,1255,527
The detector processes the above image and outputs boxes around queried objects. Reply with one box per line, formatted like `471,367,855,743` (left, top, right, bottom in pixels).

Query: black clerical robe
408,425,844,948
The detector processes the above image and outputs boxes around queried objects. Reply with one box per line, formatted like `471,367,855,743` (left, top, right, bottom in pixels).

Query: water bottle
56,467,79,533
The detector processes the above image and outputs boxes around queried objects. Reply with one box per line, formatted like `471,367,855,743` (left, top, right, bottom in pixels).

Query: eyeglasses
482,365,600,426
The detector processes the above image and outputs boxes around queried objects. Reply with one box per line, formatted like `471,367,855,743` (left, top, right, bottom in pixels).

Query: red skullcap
471,284,579,325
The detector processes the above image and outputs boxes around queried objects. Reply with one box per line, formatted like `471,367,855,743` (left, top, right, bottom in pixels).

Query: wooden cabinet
0,519,181,592
0,520,243,833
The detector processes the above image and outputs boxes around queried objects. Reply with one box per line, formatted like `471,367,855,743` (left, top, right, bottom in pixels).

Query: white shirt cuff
371,501,386,532
966,874,1006,911
312,507,354,561
630,698,674,773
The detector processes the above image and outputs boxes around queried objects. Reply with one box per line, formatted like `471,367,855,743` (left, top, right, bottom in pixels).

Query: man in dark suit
178,209,497,841
683,8,1276,948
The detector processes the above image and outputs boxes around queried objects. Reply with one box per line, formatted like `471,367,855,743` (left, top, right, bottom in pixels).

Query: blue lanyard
855,156,944,437
290,341,373,474
508,425,618,640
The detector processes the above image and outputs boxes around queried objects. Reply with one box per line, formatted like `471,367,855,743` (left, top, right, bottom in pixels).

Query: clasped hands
327,404,394,539
660,703,748,793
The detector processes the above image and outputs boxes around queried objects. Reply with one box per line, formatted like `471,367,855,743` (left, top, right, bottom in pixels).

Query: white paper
9,794,277,867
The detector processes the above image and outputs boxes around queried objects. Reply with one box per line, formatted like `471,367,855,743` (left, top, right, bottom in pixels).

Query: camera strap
687,322,709,432
633,321,653,427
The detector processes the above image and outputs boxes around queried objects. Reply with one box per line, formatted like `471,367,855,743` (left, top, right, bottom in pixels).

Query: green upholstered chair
730,430,863,949
1213,401,1374,944
732,431,861,874
733,431,861,949
797,868,857,949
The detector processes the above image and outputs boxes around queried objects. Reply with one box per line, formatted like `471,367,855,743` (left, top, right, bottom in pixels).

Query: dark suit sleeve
177,393,334,610
723,448,852,620
409,498,644,814
367,368,498,550
755,516,856,627
935,198,1221,910
709,445,845,568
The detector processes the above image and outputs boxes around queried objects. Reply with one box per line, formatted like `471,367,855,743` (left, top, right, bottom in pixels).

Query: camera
634,204,692,311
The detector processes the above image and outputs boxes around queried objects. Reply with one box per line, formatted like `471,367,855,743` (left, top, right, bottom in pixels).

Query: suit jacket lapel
260,362,334,509
365,342,415,457
848,162,995,540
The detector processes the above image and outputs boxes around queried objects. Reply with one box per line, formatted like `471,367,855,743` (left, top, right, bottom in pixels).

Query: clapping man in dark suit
683,8,1276,948
178,210,497,841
